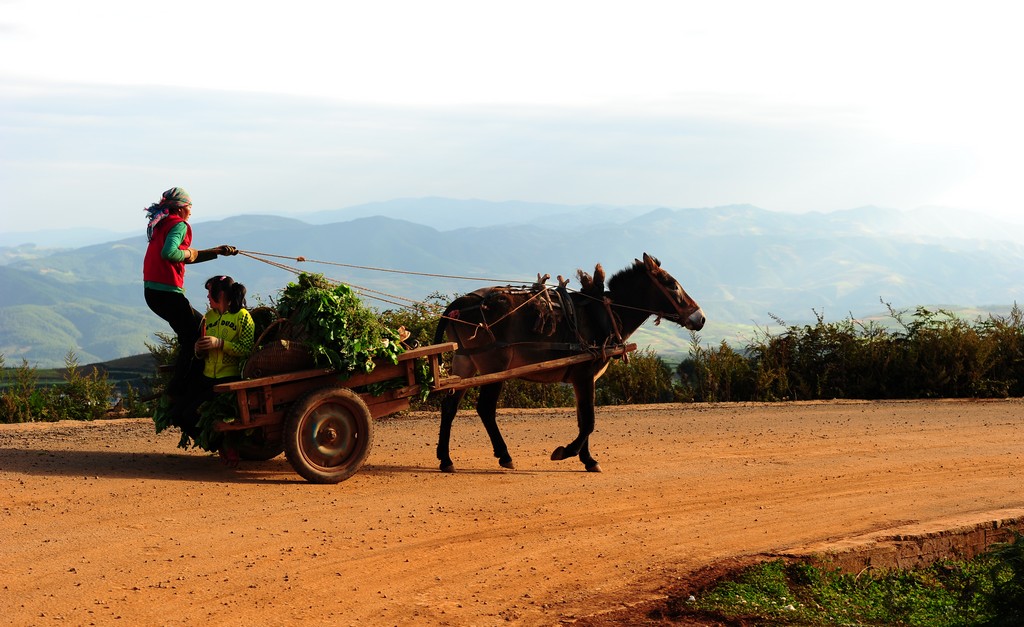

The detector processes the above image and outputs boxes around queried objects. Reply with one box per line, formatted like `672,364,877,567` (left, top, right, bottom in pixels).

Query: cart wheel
235,428,284,461
284,386,373,484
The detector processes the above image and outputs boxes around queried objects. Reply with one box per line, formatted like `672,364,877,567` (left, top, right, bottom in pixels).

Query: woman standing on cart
178,275,255,464
142,187,238,397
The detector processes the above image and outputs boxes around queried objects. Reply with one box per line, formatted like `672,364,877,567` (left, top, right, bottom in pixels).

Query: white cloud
1,0,1022,232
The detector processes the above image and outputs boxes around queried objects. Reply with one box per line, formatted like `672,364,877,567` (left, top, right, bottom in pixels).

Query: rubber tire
284,386,373,484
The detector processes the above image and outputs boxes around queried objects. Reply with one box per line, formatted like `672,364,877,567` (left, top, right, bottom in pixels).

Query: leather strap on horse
441,286,557,344
645,264,692,324
473,287,552,332
603,297,624,344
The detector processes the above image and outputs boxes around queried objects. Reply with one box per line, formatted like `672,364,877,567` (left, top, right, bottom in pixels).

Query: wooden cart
212,341,636,483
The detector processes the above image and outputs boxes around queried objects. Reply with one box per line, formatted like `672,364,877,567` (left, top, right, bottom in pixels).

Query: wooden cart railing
212,342,457,431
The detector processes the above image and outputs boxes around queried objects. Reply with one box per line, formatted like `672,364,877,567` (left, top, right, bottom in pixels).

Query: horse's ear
642,253,659,271
577,264,606,295
577,268,593,289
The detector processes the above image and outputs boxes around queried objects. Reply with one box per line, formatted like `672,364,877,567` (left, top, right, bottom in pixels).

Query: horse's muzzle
686,309,706,331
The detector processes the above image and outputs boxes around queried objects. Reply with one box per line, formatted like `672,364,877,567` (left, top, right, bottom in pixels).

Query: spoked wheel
284,386,374,484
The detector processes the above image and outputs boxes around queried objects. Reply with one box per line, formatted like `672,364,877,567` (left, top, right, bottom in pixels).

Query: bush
682,304,1024,403
0,356,46,423
670,534,1024,626
680,335,756,402
0,351,114,423
596,347,677,405
42,352,115,421
985,533,1024,626
377,291,448,348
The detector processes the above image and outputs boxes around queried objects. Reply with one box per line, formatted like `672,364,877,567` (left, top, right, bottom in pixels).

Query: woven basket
242,316,316,378
242,339,316,378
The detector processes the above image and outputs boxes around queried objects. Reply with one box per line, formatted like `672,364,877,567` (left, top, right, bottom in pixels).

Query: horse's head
638,253,705,331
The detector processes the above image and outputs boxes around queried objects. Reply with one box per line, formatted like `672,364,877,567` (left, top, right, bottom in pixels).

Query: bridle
644,264,697,325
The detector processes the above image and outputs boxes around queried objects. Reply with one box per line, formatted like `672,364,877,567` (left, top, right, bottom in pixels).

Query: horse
432,253,705,473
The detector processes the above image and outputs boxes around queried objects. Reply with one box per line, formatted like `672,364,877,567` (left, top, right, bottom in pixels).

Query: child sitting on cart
176,275,255,465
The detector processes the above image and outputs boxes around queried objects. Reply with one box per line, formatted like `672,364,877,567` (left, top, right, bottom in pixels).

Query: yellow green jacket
202,308,255,379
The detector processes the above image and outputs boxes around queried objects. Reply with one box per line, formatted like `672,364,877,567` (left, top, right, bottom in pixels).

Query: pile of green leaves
277,273,403,373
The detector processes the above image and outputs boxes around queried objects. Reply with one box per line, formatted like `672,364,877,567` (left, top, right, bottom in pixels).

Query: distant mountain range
3,198,1024,367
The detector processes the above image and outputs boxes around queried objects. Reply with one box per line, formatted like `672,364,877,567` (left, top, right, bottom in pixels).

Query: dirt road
2,399,1023,626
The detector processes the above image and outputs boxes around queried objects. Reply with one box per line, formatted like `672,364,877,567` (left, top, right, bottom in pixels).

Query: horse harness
446,284,626,360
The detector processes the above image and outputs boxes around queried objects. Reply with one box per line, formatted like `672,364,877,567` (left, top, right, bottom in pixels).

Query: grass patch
662,534,1024,626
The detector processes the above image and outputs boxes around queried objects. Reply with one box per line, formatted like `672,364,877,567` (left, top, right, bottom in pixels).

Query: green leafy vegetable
277,273,403,373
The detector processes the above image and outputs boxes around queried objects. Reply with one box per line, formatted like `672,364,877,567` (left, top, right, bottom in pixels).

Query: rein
240,248,691,326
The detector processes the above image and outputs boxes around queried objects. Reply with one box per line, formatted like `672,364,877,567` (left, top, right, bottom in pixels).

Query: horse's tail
434,290,489,346
434,291,485,345
433,302,461,345
433,311,450,345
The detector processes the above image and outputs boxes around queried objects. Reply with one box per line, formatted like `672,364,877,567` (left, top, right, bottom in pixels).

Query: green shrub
680,335,756,402
41,352,114,421
671,552,1006,626
595,347,677,405
0,351,113,423
682,304,1024,403
0,356,46,423
377,291,448,348
985,533,1024,626
501,379,576,408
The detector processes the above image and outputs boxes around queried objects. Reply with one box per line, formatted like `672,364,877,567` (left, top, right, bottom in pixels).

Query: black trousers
144,288,203,396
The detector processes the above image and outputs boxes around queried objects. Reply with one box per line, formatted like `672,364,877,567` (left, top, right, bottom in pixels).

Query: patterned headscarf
144,187,192,241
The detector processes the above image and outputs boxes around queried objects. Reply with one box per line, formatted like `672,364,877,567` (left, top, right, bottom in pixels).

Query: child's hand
195,336,223,352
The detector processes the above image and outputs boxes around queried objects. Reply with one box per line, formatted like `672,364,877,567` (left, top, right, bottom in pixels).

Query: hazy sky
2,0,1022,234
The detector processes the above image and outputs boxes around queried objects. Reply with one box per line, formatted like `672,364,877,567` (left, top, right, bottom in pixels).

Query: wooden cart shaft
431,343,636,392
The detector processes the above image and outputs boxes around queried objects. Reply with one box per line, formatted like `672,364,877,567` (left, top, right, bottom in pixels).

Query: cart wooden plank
396,342,457,361
212,342,457,394
215,367,335,392
432,343,636,392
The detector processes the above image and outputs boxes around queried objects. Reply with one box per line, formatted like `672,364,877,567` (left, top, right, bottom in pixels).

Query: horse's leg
438,354,479,472
477,382,514,469
550,376,601,472
578,437,600,473
437,389,465,472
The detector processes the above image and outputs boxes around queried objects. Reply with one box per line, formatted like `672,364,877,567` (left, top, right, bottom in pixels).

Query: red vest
143,216,192,288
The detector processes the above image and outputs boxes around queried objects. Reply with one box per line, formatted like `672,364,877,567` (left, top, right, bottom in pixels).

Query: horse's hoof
499,457,515,470
440,463,456,473
550,446,567,461
586,463,602,473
